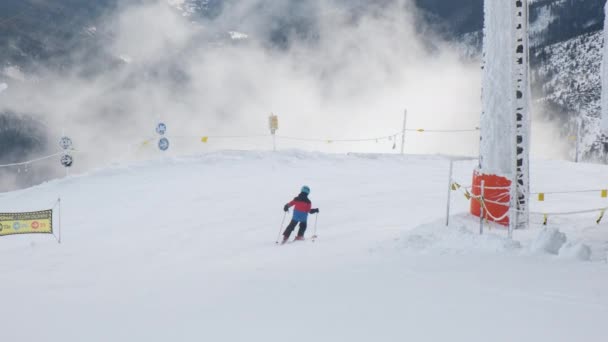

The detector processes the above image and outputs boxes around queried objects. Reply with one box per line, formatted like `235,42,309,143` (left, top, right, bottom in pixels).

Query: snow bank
558,242,592,261
405,222,595,262
530,228,567,254
403,222,521,255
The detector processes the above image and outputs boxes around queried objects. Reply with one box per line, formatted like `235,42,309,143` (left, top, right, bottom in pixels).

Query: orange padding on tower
470,170,511,226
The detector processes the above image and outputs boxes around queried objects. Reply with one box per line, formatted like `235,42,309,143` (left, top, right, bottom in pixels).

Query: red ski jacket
286,193,312,222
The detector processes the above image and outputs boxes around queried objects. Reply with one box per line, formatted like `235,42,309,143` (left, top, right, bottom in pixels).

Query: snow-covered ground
1,151,607,341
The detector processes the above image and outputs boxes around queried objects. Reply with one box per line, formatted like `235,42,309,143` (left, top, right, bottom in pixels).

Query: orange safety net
470,170,511,226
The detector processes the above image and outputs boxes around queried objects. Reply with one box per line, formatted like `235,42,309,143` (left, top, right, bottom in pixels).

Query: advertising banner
0,210,53,237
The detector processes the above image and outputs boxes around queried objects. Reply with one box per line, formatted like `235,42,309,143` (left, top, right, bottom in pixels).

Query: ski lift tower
475,0,531,234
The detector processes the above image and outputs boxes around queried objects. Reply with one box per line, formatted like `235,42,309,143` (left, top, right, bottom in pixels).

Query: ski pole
312,213,319,242
275,211,288,244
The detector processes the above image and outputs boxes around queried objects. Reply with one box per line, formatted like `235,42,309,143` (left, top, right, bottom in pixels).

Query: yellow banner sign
0,210,53,237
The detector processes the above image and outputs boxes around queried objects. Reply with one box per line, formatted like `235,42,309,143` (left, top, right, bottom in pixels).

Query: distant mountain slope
417,0,605,115
533,30,605,157
529,0,604,49
1,0,604,70
533,31,602,121
1,0,607,186
0,0,116,70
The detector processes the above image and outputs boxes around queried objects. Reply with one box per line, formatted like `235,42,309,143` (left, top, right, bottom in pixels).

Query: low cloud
1,0,484,189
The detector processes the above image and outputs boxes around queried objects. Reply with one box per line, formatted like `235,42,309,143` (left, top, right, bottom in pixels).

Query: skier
282,185,319,243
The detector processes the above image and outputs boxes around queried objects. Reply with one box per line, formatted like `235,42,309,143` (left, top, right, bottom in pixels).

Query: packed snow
559,241,592,261
1,151,607,342
530,227,567,254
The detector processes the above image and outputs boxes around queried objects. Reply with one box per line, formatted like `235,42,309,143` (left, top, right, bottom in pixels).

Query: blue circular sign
156,123,167,136
59,136,73,150
13,222,20,230
158,137,170,151
61,154,74,167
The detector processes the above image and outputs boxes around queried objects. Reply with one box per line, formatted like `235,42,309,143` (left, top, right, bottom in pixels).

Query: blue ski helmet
301,185,311,194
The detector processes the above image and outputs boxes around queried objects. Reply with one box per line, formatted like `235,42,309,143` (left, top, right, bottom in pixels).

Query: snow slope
1,151,607,342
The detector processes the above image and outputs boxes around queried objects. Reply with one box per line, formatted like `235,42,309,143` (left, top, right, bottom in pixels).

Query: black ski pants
283,220,307,238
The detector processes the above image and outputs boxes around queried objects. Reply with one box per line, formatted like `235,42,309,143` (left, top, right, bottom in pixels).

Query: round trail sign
59,136,73,150
61,154,73,167
158,137,170,151
156,123,167,136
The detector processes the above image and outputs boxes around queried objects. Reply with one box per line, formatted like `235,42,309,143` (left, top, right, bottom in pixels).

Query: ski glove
310,208,319,214
283,204,290,212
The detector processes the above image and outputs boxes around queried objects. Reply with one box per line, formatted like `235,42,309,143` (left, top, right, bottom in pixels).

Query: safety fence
157,132,404,144
449,181,608,228
146,129,479,145
0,125,481,173
0,151,65,169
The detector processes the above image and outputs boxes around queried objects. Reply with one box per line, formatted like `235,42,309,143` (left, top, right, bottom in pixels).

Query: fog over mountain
0,0,606,191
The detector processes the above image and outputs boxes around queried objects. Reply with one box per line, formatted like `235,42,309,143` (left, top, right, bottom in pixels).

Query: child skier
282,185,319,243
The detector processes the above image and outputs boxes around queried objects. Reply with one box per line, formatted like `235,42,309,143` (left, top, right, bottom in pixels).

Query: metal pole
508,203,515,239
509,169,518,238
400,109,407,155
575,116,581,163
275,211,287,244
312,213,319,242
479,180,485,235
445,159,454,227
58,198,62,244
272,134,276,152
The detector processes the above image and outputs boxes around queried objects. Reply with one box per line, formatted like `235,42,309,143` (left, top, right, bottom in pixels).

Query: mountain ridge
0,0,607,190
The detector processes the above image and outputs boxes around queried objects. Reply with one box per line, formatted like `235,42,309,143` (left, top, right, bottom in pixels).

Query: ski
277,236,318,245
